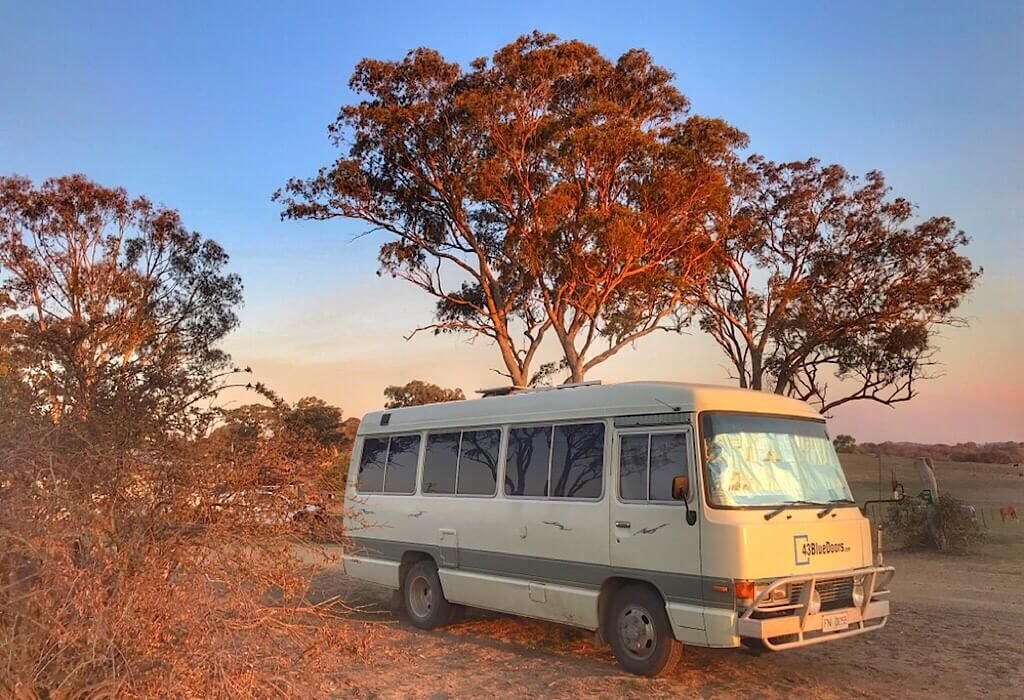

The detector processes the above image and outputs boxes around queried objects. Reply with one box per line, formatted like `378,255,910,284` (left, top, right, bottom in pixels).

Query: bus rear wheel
402,560,454,630
607,584,682,677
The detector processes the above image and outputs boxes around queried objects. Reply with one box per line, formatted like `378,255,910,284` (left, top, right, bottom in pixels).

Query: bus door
609,425,704,632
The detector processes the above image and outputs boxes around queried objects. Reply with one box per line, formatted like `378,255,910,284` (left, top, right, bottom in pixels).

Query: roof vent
475,380,601,398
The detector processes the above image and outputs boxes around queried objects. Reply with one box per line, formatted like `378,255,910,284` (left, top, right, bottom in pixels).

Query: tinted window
619,434,649,501
550,423,605,499
649,433,689,501
458,429,500,495
357,437,388,493
422,432,459,494
383,435,420,494
505,426,551,497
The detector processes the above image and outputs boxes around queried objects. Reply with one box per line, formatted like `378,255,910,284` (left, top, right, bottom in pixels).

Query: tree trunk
494,329,529,387
550,321,585,384
505,364,528,388
749,349,763,391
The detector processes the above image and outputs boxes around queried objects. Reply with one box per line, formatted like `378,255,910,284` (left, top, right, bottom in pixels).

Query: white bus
342,381,894,676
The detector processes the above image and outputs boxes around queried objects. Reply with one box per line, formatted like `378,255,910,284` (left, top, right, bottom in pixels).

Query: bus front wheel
607,584,682,677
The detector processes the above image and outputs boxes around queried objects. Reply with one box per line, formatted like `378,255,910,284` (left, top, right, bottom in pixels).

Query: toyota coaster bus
341,381,894,676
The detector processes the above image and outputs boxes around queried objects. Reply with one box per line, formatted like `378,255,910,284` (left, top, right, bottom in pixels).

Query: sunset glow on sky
2,1,1021,442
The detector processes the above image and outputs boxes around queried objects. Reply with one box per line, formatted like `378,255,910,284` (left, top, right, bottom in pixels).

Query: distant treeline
856,441,1023,465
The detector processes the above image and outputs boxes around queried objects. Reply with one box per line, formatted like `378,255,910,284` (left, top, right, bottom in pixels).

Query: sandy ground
304,456,1024,698
306,541,1023,699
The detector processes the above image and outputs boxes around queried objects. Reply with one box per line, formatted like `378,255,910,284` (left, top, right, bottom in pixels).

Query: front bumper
736,565,895,650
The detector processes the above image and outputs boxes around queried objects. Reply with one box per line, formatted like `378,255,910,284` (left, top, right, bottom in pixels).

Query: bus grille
789,577,854,611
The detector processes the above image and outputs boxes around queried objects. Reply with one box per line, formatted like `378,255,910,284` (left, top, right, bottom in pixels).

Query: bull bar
736,564,895,651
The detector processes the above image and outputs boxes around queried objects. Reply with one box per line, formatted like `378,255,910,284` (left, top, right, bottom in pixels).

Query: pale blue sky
2,1,1021,440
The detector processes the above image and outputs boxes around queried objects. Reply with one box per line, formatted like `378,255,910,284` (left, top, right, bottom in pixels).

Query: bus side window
619,434,649,501
458,429,500,496
649,433,690,501
357,437,388,493
550,423,604,499
505,426,551,497
619,431,691,503
383,435,420,494
423,432,459,494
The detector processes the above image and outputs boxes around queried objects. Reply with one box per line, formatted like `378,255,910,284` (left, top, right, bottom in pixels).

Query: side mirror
671,475,690,502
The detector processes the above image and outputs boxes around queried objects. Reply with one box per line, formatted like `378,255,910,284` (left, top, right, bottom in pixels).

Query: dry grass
841,452,1024,510
842,453,1024,551
0,431,372,699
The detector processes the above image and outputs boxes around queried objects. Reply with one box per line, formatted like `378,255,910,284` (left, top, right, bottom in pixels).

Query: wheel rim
408,575,434,619
618,605,657,661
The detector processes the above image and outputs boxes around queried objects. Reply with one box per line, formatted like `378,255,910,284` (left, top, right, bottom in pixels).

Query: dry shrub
0,174,372,697
0,426,366,699
886,493,984,553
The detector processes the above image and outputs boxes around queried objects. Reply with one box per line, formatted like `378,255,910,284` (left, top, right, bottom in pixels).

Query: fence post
914,457,947,552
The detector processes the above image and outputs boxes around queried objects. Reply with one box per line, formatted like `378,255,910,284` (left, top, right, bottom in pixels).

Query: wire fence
863,500,1023,552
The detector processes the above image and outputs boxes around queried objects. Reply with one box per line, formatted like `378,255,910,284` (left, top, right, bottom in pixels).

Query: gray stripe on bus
347,536,734,609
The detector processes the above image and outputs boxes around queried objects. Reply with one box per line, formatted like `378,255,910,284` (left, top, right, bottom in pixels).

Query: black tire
401,560,454,630
607,584,682,677
448,602,467,624
740,637,768,655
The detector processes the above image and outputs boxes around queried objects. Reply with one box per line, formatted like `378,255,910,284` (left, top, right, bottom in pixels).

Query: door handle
615,520,631,529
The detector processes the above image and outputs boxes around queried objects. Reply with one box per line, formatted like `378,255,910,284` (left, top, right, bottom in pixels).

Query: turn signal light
734,580,755,601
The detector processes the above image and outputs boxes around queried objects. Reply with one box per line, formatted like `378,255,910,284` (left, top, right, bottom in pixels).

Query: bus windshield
701,413,854,508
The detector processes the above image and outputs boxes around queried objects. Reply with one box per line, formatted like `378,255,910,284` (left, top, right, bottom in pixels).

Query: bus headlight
852,577,866,608
762,584,788,603
807,588,822,615
735,581,791,608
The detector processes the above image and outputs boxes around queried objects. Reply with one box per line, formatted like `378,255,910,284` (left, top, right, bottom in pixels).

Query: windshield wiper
763,500,825,521
816,498,857,519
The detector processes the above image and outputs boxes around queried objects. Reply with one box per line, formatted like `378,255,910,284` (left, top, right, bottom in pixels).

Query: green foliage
528,359,570,387
833,434,857,452
698,157,980,413
211,397,357,476
384,380,465,408
283,397,347,447
277,31,747,384
0,174,243,444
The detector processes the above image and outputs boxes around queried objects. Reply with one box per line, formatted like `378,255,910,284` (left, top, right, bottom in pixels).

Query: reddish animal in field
1000,505,1018,524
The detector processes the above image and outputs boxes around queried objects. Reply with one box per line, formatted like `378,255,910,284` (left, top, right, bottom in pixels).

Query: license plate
821,612,849,632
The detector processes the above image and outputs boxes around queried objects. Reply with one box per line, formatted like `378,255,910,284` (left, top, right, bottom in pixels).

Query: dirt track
309,545,1023,699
